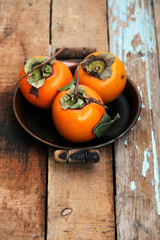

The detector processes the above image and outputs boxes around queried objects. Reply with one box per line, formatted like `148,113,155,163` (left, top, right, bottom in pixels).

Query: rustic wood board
154,0,160,65
1,0,160,239
0,0,49,239
108,0,160,239
47,0,115,239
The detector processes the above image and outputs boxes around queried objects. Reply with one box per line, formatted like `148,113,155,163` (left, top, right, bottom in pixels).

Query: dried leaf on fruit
59,79,90,110
59,77,76,91
24,56,55,89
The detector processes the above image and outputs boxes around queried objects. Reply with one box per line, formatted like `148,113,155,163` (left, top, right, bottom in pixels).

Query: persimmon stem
73,66,80,95
72,92,108,109
73,65,107,109
14,46,66,85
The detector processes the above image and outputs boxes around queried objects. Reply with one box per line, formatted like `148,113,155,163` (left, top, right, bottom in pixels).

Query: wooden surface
0,0,160,240
108,0,160,239
48,147,115,239
154,0,160,65
47,1,115,239
0,0,49,239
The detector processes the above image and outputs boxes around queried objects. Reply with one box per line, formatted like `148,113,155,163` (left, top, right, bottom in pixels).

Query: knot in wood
60,208,72,217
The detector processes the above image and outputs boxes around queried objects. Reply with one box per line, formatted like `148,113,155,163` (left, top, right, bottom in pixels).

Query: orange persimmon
19,56,73,109
52,84,105,143
75,51,127,104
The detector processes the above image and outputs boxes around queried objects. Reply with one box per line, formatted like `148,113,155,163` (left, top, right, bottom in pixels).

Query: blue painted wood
108,0,160,238
109,0,157,64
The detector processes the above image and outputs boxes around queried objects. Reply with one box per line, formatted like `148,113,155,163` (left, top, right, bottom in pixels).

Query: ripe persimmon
19,56,73,109
52,84,105,143
75,51,127,104
52,79,120,143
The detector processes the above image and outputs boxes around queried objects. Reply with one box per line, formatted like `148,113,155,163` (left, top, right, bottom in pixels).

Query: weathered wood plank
47,0,115,239
51,0,108,51
48,147,115,240
153,0,160,65
108,0,160,239
0,0,50,239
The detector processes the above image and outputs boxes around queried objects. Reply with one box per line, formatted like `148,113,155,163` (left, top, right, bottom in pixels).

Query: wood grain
47,0,115,239
48,147,115,240
108,0,160,239
0,0,49,239
153,0,160,65
51,0,108,52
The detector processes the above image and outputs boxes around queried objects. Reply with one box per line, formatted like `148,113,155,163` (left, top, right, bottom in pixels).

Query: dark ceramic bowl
13,78,141,150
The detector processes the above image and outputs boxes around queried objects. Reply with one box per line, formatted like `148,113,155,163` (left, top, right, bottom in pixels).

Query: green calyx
94,112,120,138
88,59,105,74
80,52,115,80
59,78,90,110
24,56,55,89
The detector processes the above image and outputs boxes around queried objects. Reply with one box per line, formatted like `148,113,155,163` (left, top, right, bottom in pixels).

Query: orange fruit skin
52,85,105,143
75,51,127,104
19,56,73,109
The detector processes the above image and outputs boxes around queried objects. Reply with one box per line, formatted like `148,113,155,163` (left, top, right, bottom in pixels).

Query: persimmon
75,51,127,104
52,80,120,143
19,56,73,109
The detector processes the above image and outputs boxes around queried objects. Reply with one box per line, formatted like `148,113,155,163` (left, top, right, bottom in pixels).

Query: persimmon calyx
59,78,107,109
58,77,76,91
24,57,55,89
80,53,115,80
59,82,90,110
94,112,120,137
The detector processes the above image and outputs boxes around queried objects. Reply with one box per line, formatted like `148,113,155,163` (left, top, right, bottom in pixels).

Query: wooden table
1,0,160,239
